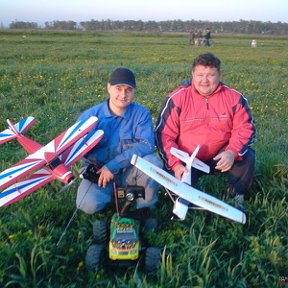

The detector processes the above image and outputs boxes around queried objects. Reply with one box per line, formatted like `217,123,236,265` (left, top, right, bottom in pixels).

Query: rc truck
83,174,161,274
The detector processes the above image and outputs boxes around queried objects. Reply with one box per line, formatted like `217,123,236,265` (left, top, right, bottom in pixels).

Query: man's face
192,65,220,97
107,84,134,115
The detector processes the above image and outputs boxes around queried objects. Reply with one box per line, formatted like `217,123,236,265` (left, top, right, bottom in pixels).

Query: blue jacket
77,99,156,174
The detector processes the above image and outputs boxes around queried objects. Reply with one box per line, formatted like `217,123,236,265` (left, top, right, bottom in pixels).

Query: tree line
6,19,288,35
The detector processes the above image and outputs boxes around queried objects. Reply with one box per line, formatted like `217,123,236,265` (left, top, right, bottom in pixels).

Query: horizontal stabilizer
14,116,36,134
170,146,210,173
0,116,36,145
192,158,210,174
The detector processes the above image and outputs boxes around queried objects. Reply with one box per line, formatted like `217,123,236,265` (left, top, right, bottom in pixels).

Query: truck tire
85,244,104,271
93,219,108,244
144,247,161,274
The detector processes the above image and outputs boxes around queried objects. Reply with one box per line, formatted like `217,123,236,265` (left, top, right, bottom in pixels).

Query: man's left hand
214,150,235,172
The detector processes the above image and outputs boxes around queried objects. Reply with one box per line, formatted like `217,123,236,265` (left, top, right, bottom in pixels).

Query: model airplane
170,145,210,185
130,154,246,224
0,116,104,207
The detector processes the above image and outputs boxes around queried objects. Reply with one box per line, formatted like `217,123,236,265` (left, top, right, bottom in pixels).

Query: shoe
232,194,245,211
144,217,158,232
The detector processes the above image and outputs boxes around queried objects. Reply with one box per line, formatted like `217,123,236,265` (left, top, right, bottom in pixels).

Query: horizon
2,18,287,29
1,0,288,27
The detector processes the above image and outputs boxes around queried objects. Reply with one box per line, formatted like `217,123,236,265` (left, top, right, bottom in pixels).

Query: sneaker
232,194,245,211
144,217,158,232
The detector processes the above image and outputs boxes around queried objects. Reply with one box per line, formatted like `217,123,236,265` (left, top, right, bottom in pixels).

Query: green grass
0,31,287,287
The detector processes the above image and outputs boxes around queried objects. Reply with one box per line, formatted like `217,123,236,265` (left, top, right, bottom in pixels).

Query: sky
1,0,288,27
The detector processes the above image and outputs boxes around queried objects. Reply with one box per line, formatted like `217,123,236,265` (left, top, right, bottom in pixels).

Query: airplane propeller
60,177,78,193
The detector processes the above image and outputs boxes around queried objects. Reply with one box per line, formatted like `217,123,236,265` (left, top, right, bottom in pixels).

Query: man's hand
214,150,235,172
174,164,188,180
97,165,114,188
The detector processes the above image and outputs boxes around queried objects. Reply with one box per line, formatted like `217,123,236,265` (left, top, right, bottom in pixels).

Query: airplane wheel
144,247,161,274
93,219,108,244
85,244,105,271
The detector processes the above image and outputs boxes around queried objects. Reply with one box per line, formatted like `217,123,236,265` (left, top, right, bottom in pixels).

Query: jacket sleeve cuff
225,148,242,161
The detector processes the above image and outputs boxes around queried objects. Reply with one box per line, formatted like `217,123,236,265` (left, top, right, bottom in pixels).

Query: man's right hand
97,165,114,188
174,164,188,181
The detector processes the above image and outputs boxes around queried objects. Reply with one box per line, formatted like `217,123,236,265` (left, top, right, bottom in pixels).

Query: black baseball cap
109,67,136,89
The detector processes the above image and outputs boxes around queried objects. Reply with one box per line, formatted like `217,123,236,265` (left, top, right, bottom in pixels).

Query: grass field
0,31,287,288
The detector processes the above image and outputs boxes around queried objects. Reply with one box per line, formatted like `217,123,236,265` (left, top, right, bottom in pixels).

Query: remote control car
84,183,161,274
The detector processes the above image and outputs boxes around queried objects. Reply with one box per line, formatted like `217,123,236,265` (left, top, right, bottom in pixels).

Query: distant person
76,67,162,215
189,30,195,45
195,29,202,46
203,28,211,46
155,53,256,210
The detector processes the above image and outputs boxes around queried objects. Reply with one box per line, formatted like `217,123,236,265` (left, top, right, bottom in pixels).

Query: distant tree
9,21,38,29
5,19,288,35
45,21,77,30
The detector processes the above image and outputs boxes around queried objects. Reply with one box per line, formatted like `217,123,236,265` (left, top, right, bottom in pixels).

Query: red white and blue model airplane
0,116,103,207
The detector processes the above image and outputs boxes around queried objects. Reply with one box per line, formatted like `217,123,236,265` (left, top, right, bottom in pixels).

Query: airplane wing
0,116,36,144
24,116,100,163
0,169,54,207
60,129,104,167
53,116,99,155
28,116,99,164
131,154,246,224
0,158,46,191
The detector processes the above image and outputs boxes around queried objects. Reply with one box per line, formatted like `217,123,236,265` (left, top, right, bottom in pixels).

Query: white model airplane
130,154,246,224
170,145,210,185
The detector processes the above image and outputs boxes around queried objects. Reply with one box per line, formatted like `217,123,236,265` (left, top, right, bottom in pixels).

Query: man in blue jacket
76,67,162,214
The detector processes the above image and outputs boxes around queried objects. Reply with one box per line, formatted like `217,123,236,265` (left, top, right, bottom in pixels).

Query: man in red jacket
155,53,256,210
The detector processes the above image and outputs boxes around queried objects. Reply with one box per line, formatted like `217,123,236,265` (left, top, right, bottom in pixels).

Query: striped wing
28,116,99,163
60,129,104,167
53,116,99,154
0,158,46,191
0,169,54,207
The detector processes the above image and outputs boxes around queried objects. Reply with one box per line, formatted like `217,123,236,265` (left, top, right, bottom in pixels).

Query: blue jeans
76,154,162,214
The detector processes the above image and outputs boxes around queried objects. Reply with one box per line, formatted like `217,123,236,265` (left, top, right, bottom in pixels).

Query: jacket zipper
205,97,209,109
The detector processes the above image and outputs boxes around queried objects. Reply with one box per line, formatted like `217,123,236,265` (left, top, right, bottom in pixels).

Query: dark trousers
190,148,255,196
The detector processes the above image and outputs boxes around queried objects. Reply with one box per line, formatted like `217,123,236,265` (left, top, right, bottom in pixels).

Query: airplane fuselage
10,123,74,185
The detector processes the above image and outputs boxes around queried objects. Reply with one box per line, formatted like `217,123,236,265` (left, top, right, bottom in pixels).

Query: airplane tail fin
0,116,36,145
